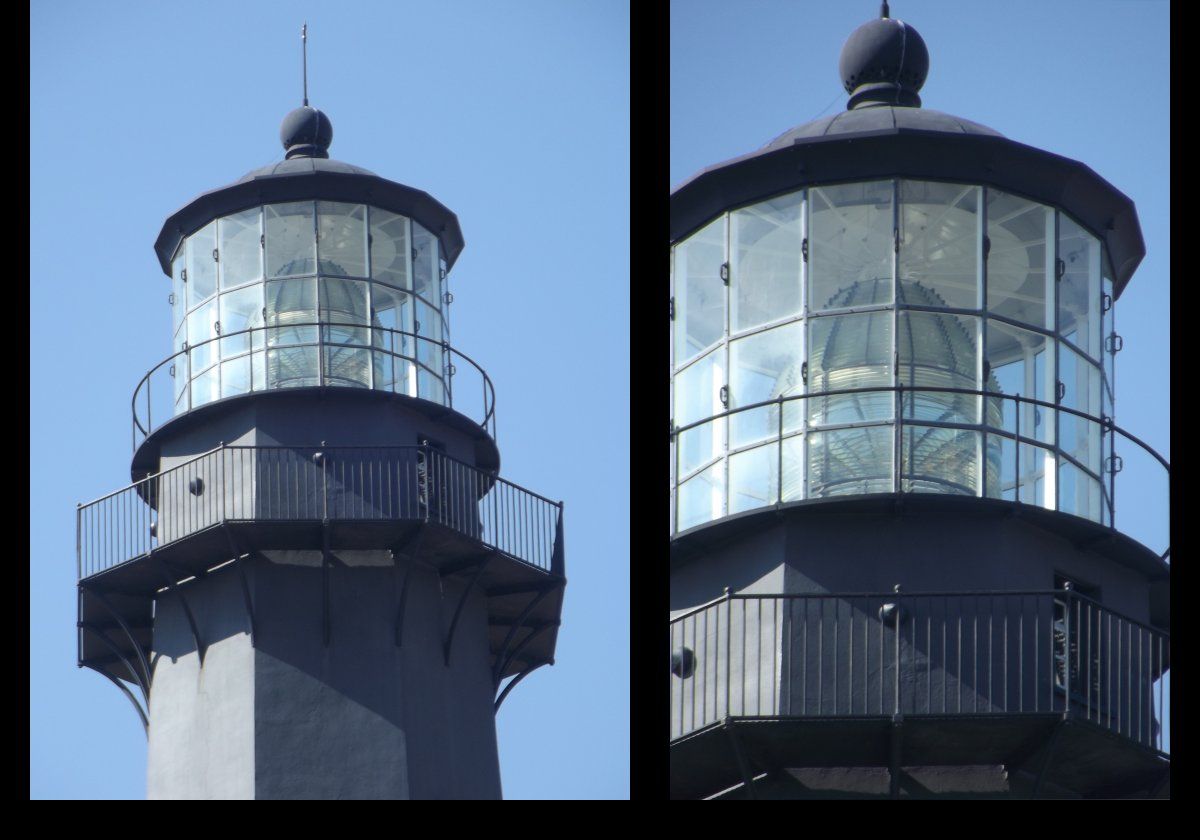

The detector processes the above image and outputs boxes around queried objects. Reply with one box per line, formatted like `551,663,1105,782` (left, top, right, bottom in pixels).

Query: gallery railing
669,590,1169,755
131,323,497,450
77,445,563,579
671,385,1170,561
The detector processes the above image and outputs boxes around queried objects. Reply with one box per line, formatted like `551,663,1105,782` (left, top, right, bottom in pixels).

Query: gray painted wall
148,550,500,800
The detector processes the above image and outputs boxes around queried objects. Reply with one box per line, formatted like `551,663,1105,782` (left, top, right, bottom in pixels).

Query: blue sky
31,1,629,799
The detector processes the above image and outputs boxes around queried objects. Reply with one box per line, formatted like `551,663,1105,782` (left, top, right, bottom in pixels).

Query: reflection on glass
265,202,316,277
899,181,979,311
678,462,724,531
808,426,892,498
1058,214,1101,360
412,222,440,304
986,190,1050,328
187,221,218,308
219,285,265,357
731,194,801,333
729,443,779,514
898,309,979,422
809,181,893,311
268,346,319,389
371,208,410,289
188,299,218,373
265,278,317,346
902,425,980,495
318,202,367,278
674,216,725,363
729,322,802,447
807,311,892,426
219,208,262,289
320,277,370,346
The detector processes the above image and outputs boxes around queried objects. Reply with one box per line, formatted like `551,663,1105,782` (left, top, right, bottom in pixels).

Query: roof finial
881,2,890,18
301,23,309,107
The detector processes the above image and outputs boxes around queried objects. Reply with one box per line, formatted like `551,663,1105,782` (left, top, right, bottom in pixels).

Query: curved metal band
494,661,549,713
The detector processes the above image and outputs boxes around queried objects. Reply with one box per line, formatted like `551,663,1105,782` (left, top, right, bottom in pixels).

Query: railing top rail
671,589,1170,636
670,384,1169,475
131,321,497,445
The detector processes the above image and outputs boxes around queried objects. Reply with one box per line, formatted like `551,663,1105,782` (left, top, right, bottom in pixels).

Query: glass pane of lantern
370,208,410,289
221,355,252,398
1058,214,1102,361
899,311,979,423
899,181,980,311
415,298,443,372
219,208,262,289
318,202,367,278
267,345,319,388
677,417,725,479
780,435,805,502
1058,457,1102,523
265,277,317,347
677,461,724,532
902,425,979,495
219,284,264,358
186,221,218,308
191,365,219,408
1059,341,1103,475
985,434,1013,501
674,347,724,429
371,285,413,353
323,345,371,389
731,192,802,333
729,442,779,514
673,216,725,364
172,250,186,335
986,189,1050,329
985,319,1054,446
807,311,893,426
320,277,370,346
418,367,445,405
807,426,893,498
265,202,316,277
412,221,441,305
809,180,893,312
187,298,218,373
729,322,803,447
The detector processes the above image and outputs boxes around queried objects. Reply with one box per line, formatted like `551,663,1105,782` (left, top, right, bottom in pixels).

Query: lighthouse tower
75,100,566,799
669,8,1168,799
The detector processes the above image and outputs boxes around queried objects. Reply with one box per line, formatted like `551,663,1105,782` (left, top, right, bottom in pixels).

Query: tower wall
148,551,501,800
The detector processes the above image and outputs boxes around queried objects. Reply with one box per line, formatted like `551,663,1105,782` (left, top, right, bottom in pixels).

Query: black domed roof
155,105,465,276
279,106,334,159
670,9,1146,297
838,14,929,109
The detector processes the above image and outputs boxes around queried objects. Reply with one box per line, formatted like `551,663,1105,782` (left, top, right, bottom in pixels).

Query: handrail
131,322,497,449
669,590,1170,755
77,444,563,580
670,384,1169,558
